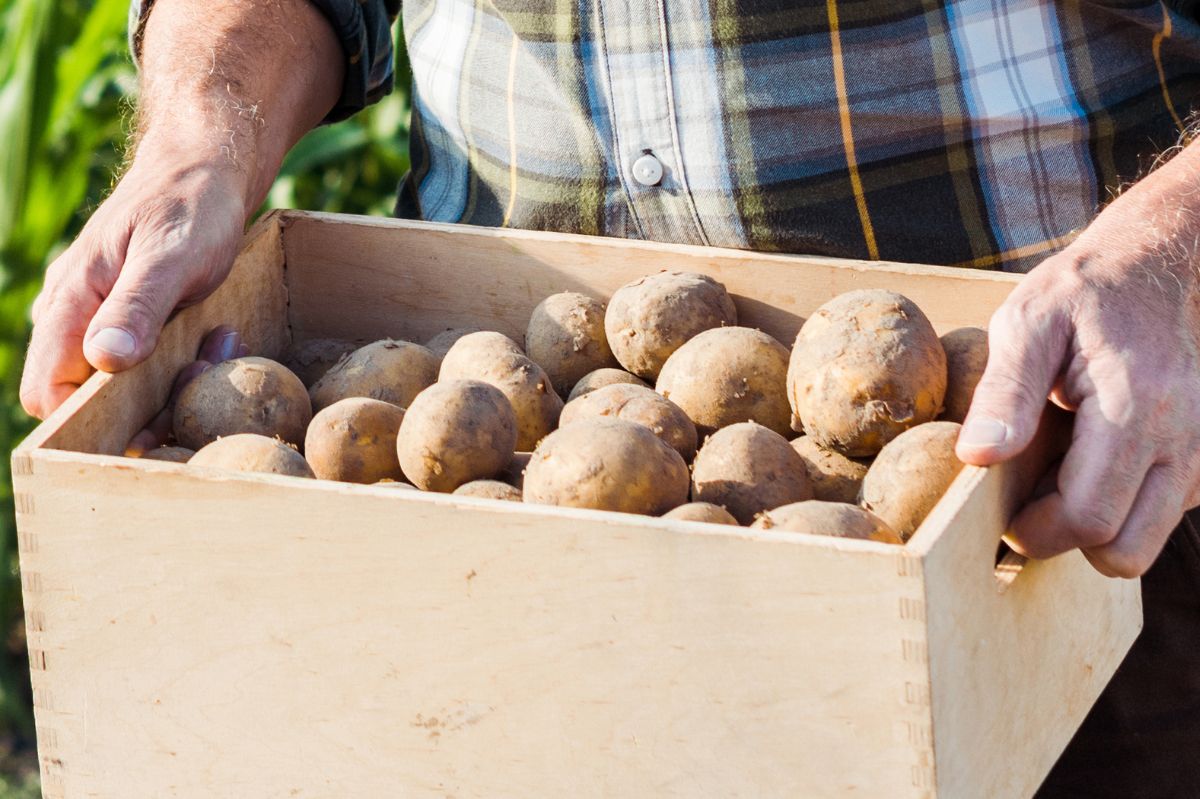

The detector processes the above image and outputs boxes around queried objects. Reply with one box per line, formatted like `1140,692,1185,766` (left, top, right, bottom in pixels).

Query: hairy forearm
134,0,344,214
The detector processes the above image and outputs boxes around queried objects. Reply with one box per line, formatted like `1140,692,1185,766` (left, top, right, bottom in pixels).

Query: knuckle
1059,498,1123,548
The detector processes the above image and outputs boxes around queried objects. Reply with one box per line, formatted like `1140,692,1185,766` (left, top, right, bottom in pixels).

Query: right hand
20,156,248,419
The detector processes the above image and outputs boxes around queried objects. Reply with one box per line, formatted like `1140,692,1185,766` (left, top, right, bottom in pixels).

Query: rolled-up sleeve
128,0,400,123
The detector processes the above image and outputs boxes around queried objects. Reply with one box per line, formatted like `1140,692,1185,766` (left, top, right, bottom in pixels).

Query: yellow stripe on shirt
1153,3,1187,136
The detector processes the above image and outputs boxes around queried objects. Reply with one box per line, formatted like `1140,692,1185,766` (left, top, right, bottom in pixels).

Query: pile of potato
138,273,989,545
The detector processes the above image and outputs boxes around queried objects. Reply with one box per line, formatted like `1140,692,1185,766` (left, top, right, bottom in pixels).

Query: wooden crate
12,211,1141,799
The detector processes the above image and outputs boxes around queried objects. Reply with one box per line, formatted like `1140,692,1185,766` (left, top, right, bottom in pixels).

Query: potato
374,480,418,490
566,368,648,401
189,434,314,478
440,333,563,450
424,327,486,362
395,380,518,492
525,292,618,396
281,338,358,387
662,502,739,525
139,446,195,463
559,383,697,461
304,398,405,484
691,422,812,524
453,480,523,501
500,451,532,491
940,327,988,423
309,339,439,413
752,501,901,544
604,271,738,379
859,421,964,541
656,327,792,437
787,289,946,457
790,435,870,505
523,418,689,514
174,357,312,451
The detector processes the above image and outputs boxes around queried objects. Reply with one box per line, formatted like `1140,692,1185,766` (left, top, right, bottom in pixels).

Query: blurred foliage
0,0,410,793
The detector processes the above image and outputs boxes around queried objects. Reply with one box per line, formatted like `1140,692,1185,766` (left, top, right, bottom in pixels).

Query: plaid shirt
131,1,1200,272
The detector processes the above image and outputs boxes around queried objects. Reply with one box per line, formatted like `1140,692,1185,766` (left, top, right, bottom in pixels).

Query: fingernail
960,417,1010,448
217,332,240,362
90,327,136,358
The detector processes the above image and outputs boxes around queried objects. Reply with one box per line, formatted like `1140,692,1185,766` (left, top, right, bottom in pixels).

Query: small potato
304,398,406,484
396,380,518,492
752,501,900,544
560,383,697,461
453,480,523,502
440,333,563,451
174,357,312,451
523,418,689,514
790,436,870,505
424,327,486,362
859,421,964,541
500,451,532,491
940,327,989,423
526,292,618,396
691,422,812,525
566,368,648,402
374,480,418,490
604,271,738,379
281,338,358,387
190,434,314,478
656,327,792,437
663,502,739,525
309,339,439,413
139,446,195,463
787,290,946,457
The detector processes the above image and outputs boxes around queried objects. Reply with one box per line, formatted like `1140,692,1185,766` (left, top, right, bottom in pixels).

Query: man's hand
957,145,1200,578
20,0,343,419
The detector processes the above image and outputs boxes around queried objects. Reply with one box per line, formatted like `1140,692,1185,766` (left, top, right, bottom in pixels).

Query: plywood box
12,211,1141,798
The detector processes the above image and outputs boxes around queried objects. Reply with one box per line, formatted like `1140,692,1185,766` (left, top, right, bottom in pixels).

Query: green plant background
0,1,411,794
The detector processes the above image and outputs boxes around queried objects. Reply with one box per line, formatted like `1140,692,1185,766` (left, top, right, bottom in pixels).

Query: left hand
956,151,1200,578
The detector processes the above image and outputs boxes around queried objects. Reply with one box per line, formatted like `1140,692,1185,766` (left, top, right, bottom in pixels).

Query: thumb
956,299,1070,465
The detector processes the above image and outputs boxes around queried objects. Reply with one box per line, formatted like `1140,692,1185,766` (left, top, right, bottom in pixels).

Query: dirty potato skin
308,339,439,414
525,292,618,396
139,446,195,463
604,271,738,379
663,502,739,525
939,327,989,424
787,289,947,457
790,435,870,505
453,480,523,501
281,338,359,387
173,357,313,451
691,422,813,525
440,333,564,451
656,327,792,437
523,418,689,514
566,368,648,401
189,433,315,478
752,500,901,544
500,451,532,491
395,380,518,493
304,398,406,484
559,383,698,461
859,421,964,541
424,327,487,363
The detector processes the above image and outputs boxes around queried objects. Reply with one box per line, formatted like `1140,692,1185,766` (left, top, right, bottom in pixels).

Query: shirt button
632,153,664,186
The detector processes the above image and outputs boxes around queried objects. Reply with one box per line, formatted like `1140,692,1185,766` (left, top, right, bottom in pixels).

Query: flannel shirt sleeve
128,0,400,123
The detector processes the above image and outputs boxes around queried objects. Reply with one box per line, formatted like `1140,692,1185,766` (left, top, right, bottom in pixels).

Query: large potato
395,380,518,492
304,397,406,484
174,357,312,450
790,435,870,505
309,339,438,413
939,327,988,423
190,434,314,478
859,421,964,541
526,292,617,396
787,289,946,457
604,271,738,379
559,383,697,460
691,422,812,525
662,502,739,525
752,501,901,544
523,418,689,514
453,480,523,502
440,333,563,450
656,327,792,437
566,368,648,401
281,338,358,387
424,327,486,363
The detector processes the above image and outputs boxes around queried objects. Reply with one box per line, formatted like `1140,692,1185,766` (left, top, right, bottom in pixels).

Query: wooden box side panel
915,411,1142,798
279,212,1019,348
24,451,935,799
